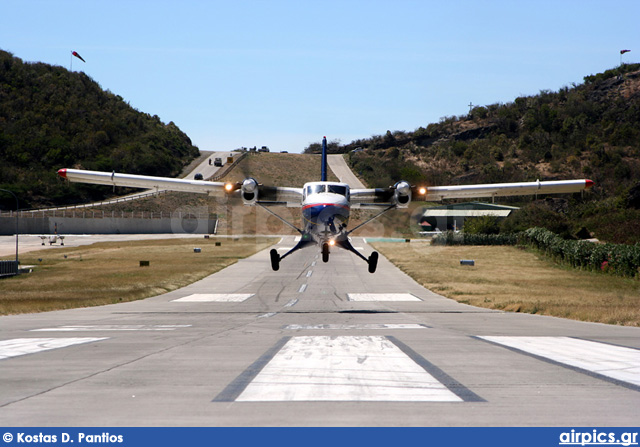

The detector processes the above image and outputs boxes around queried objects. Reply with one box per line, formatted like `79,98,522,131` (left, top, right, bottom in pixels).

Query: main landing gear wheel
270,249,280,271
368,251,379,273
322,243,330,263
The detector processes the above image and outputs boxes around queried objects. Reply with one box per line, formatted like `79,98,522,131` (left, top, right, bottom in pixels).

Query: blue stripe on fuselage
302,203,350,229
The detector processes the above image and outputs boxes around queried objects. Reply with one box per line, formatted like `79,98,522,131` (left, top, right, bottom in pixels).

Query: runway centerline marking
219,335,468,402
478,336,640,389
0,338,108,360
347,293,422,302
172,294,254,303
298,284,307,293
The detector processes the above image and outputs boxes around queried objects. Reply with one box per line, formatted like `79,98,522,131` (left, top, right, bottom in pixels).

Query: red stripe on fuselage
302,203,350,211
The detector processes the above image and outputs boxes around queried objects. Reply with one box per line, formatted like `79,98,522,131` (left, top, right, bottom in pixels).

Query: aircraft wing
418,179,594,201
58,168,229,195
350,179,593,208
57,168,303,206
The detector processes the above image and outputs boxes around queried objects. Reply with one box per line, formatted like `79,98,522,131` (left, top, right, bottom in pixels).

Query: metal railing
208,151,248,181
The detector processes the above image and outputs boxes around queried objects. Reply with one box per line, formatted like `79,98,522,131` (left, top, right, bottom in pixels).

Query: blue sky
2,0,638,153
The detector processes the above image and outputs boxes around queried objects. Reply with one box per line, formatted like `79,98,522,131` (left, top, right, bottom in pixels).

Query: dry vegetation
221,152,339,185
371,242,640,326
0,237,276,315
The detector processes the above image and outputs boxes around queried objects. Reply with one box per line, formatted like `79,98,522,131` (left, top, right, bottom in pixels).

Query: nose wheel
322,243,330,263
270,249,280,271
368,251,379,273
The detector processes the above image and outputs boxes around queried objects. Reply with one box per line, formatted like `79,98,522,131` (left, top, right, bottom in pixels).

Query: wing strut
257,203,303,234
346,204,396,236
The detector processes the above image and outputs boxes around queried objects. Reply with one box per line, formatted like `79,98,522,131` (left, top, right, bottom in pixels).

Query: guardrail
11,190,171,216
208,152,248,181
0,210,215,220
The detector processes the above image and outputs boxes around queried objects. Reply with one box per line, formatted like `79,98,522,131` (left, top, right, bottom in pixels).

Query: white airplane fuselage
301,181,351,245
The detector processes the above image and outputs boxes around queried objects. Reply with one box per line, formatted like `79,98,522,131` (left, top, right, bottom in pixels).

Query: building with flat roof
420,202,519,232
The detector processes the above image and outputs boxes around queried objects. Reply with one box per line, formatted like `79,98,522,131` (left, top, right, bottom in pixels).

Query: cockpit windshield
304,184,349,199
306,185,325,195
327,185,347,196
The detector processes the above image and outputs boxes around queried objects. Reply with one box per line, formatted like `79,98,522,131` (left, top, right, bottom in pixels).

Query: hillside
0,50,199,210
305,64,640,243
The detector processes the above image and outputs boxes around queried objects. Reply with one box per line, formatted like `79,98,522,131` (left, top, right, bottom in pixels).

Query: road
0,236,638,426
327,154,366,188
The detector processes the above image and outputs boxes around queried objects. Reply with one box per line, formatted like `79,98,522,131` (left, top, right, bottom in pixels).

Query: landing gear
270,249,280,271
322,243,330,263
368,251,379,273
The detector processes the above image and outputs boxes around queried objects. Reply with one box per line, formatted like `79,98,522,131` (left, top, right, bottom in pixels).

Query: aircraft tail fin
321,136,327,181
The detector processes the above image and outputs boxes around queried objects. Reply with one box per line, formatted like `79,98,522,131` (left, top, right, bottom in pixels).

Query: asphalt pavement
0,236,638,426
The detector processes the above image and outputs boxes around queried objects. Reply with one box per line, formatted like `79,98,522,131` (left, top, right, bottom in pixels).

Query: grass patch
0,237,276,315
371,242,640,326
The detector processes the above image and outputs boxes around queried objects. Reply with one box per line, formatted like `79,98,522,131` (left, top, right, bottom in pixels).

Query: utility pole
0,189,19,268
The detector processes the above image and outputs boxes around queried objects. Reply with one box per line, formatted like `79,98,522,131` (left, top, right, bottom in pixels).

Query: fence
0,260,18,277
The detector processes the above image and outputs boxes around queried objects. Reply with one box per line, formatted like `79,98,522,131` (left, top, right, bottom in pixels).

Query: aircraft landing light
172,294,254,303
347,293,422,302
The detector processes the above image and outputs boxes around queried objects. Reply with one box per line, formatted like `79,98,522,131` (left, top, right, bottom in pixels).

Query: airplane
57,137,594,273
39,235,65,246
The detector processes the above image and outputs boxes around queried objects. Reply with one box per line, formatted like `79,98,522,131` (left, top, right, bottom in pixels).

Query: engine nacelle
392,181,411,208
241,178,259,205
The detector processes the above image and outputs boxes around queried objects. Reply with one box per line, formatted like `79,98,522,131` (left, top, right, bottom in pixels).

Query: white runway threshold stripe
479,336,640,389
232,336,464,402
347,293,422,302
0,338,107,360
172,293,254,302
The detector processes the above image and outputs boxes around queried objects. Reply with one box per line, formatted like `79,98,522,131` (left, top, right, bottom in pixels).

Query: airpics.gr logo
559,430,638,447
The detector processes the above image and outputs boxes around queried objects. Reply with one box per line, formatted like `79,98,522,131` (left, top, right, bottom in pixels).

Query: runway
0,236,638,426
